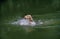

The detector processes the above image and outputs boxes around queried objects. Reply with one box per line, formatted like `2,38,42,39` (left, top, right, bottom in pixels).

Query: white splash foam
9,18,55,27
11,18,36,26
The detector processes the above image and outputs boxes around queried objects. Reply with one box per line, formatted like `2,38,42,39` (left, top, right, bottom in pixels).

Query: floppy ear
30,15,33,20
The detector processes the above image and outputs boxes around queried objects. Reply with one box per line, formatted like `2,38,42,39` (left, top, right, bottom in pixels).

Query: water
7,17,59,26
2,18,59,33
1,13,60,39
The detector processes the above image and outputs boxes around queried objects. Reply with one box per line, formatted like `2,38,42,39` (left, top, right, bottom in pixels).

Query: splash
8,18,55,26
11,18,37,26
7,18,56,32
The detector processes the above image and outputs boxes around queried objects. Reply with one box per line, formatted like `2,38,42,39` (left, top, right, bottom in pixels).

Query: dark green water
1,13,60,39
